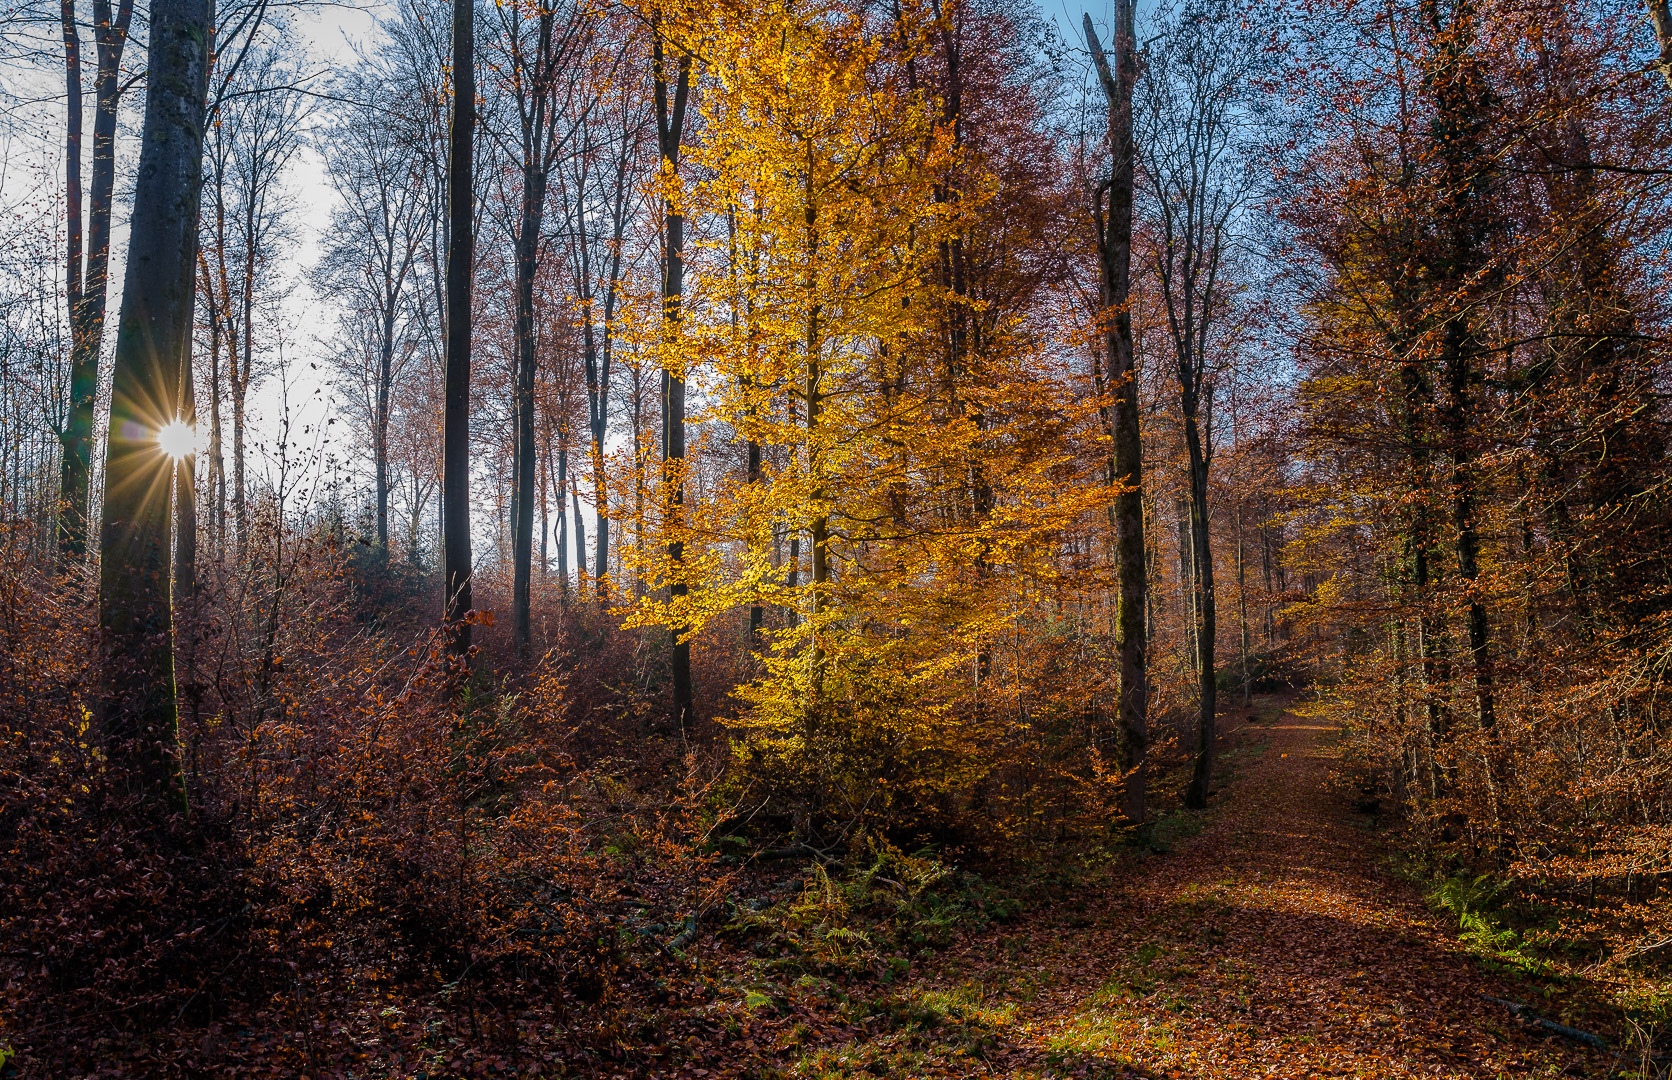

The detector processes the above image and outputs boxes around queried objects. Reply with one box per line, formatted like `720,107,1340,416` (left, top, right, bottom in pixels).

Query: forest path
903,700,1606,1079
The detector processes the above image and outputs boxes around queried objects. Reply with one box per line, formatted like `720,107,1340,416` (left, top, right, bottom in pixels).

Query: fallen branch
1483,996,1610,1051
664,911,699,954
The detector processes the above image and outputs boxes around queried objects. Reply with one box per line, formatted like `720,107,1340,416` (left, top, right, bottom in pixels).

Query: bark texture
98,0,210,811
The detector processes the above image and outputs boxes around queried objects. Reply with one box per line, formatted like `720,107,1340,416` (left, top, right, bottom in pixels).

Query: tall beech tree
1137,0,1259,809
557,56,647,603
443,0,477,657
1084,1,1147,825
487,0,584,656
98,0,212,810
652,18,693,728
56,0,134,560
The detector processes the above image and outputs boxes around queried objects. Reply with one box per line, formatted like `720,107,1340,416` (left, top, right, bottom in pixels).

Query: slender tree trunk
1177,496,1196,670
580,141,628,603
231,377,246,550
1085,6,1147,824
1260,515,1274,644
375,313,395,552
804,174,826,690
556,439,569,596
58,0,85,556
1444,324,1494,731
59,0,132,560
98,0,210,812
571,472,586,601
198,254,226,549
175,333,196,601
511,167,544,656
443,0,476,657
654,34,693,729
632,365,645,599
232,229,257,550
747,418,763,646
540,426,549,577
1183,418,1217,809
173,326,198,747
1236,498,1249,704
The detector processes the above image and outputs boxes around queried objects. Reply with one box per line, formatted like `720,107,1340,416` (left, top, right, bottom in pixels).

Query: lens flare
158,420,195,460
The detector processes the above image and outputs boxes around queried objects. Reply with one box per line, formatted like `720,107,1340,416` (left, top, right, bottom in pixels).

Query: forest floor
773,698,1620,1079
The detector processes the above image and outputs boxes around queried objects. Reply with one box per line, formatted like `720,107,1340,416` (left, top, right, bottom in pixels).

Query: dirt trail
914,703,1607,1079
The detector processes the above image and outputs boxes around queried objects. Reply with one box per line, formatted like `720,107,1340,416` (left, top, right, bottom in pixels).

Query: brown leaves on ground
790,703,1613,1079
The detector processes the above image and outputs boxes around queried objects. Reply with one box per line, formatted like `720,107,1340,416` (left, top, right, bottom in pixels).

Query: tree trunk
1236,498,1249,704
1085,6,1147,825
654,33,693,730
59,0,132,561
540,428,549,577
175,332,196,601
443,0,476,657
804,175,826,691
98,0,210,813
747,417,763,646
571,472,586,602
375,311,395,552
556,440,569,596
58,0,84,557
174,324,198,739
1260,515,1274,643
511,164,544,656
1426,0,1494,735
198,253,226,549
1183,416,1217,809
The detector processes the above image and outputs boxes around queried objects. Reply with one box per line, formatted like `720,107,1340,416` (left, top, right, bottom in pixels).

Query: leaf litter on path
791,704,1611,1079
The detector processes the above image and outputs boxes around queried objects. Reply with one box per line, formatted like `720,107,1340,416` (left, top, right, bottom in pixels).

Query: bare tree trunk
59,0,132,561
1260,514,1274,643
1183,413,1217,809
556,439,569,596
1085,5,1147,824
632,362,645,599
540,424,549,577
511,166,543,656
1236,497,1249,704
98,0,209,812
747,421,762,645
571,471,586,601
58,0,84,556
654,32,693,729
175,334,196,601
443,0,476,657
804,172,826,690
197,253,226,549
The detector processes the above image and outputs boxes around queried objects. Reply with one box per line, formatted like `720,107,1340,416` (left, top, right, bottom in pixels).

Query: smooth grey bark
1085,4,1148,825
98,0,211,812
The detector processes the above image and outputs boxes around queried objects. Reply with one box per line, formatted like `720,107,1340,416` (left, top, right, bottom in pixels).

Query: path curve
920,701,1605,1079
